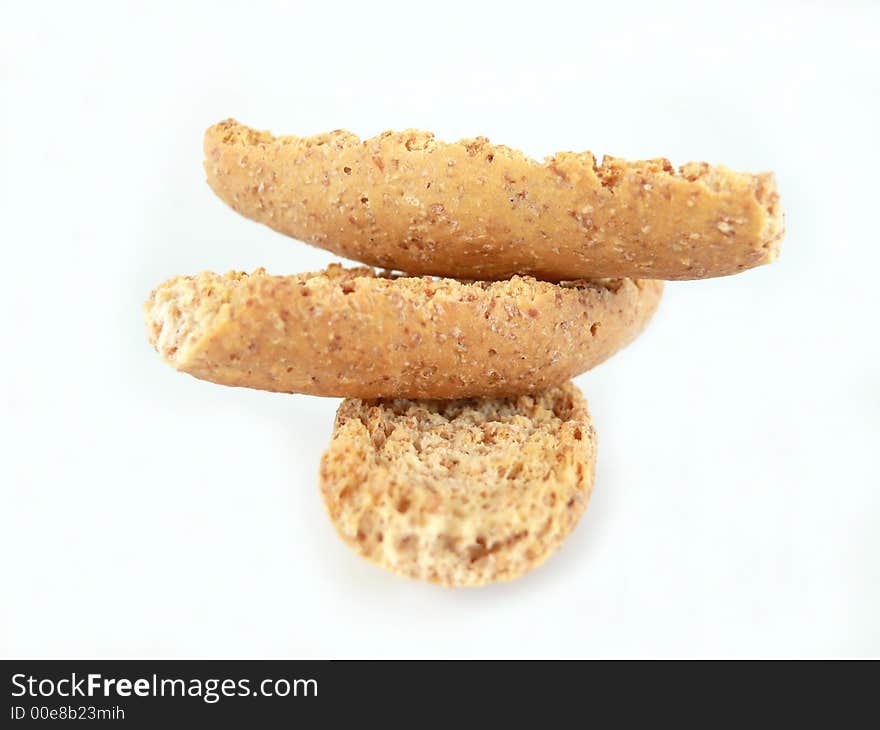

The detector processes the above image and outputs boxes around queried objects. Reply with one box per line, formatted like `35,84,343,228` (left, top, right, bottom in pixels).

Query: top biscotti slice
204,119,783,282
144,264,662,399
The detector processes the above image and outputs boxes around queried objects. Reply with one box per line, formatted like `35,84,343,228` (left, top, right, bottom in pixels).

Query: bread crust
144,265,662,399
319,383,596,586
204,119,783,282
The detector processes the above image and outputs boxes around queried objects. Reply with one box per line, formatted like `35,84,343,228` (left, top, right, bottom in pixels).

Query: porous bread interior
144,270,247,366
323,384,595,586
353,390,585,488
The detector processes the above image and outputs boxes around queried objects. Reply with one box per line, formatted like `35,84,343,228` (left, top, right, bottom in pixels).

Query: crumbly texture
320,383,596,586
144,265,662,399
204,119,784,282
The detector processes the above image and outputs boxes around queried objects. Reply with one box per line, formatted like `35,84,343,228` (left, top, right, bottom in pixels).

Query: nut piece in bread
205,119,783,282
320,383,596,586
144,265,662,399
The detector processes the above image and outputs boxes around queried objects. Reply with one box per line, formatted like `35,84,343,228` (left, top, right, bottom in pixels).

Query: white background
2,1,878,658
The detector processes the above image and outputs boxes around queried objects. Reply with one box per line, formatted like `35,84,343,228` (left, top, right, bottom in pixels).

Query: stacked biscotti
145,119,783,587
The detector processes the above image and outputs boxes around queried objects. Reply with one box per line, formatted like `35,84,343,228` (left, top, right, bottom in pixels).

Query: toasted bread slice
205,119,782,281
320,383,596,586
145,265,662,399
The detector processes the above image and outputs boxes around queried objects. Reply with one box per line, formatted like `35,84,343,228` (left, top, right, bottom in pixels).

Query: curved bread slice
144,265,662,399
320,383,596,586
204,119,783,282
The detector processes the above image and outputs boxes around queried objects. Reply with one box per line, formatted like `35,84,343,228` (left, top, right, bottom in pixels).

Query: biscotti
319,383,596,586
144,264,662,399
204,119,783,282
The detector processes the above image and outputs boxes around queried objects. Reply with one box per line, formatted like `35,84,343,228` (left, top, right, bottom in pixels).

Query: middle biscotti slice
145,264,662,399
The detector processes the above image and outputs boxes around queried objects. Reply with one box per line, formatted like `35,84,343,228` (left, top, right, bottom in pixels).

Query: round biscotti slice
204,119,783,282
144,265,662,399
320,383,597,586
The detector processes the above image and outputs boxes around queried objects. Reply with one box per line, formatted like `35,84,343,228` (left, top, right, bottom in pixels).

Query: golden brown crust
144,265,662,399
319,383,596,586
204,119,783,282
